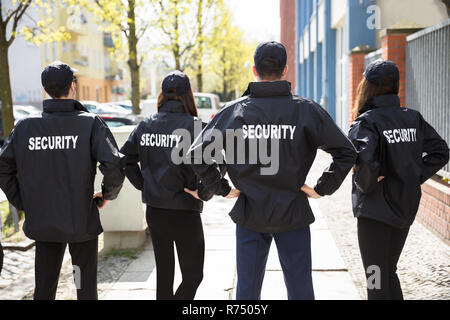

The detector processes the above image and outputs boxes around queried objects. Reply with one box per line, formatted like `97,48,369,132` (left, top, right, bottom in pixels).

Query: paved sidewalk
101,196,360,300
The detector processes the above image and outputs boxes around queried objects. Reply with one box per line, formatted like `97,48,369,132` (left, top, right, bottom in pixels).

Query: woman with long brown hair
349,60,449,300
120,71,235,300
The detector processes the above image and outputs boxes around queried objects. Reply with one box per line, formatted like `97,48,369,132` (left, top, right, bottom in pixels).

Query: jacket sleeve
419,114,449,184
348,117,381,193
197,177,230,201
187,113,231,198
309,103,358,196
0,128,24,210
91,116,125,200
120,125,144,191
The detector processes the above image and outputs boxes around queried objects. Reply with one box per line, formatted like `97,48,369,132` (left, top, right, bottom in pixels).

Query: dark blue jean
236,224,314,300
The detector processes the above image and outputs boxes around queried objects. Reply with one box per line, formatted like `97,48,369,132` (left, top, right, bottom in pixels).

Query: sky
227,0,280,43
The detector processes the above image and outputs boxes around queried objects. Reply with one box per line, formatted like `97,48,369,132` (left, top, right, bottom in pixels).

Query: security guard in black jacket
0,61,125,300
349,59,449,300
185,42,357,300
120,71,236,300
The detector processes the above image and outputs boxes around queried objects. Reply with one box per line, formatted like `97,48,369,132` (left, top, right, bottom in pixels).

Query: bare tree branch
7,0,32,47
4,1,23,26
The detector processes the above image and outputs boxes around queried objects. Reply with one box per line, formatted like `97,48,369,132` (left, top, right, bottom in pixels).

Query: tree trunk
196,62,203,92
0,42,14,139
127,0,141,115
173,9,181,71
196,0,204,92
174,51,181,71
221,49,227,100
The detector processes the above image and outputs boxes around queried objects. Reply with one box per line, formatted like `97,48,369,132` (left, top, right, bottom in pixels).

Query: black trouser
146,206,205,300
357,218,409,300
34,237,98,300
0,241,3,274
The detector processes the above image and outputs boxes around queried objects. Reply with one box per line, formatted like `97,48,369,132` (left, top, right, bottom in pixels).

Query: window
304,27,309,60
104,52,110,73
299,38,304,64
51,1,56,18
335,24,349,130
318,2,324,43
45,43,49,61
310,15,317,53
52,42,57,61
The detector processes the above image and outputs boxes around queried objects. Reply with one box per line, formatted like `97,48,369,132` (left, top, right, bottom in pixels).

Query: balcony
105,66,123,81
60,49,89,76
104,33,114,48
58,9,89,38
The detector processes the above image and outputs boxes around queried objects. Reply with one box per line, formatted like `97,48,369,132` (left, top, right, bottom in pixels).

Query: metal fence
364,48,382,69
406,19,450,178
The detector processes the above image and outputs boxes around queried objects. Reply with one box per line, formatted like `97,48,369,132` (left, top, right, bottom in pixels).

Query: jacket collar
43,99,88,113
159,100,186,114
243,81,292,98
360,94,401,114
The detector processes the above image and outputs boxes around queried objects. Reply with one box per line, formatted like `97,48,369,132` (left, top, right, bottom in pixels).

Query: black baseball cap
162,70,191,97
254,41,287,67
363,59,399,86
41,61,77,89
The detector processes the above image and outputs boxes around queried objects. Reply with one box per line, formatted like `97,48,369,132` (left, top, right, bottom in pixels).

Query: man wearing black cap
186,41,357,300
0,61,125,300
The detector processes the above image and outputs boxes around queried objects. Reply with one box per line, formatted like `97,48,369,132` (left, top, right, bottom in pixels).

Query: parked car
101,102,131,115
194,93,221,122
99,114,137,128
81,101,138,127
0,104,41,139
13,105,41,123
139,93,222,123
81,101,114,114
111,100,143,113
140,98,157,118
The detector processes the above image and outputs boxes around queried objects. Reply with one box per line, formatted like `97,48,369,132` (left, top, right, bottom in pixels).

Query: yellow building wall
76,77,122,102
41,5,123,102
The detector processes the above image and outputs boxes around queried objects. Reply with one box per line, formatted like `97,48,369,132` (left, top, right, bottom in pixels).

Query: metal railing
364,48,382,68
406,19,450,178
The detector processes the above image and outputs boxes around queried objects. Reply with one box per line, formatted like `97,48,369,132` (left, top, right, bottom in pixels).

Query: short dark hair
255,57,285,79
44,81,72,99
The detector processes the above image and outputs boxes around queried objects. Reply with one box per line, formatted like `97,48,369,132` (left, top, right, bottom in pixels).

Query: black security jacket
120,100,230,213
349,94,449,228
188,81,357,233
0,99,124,243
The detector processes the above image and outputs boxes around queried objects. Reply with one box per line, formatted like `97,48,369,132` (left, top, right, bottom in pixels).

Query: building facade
41,6,124,102
296,0,376,129
7,5,44,107
294,0,447,130
280,0,297,90
284,0,450,241
8,3,124,105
